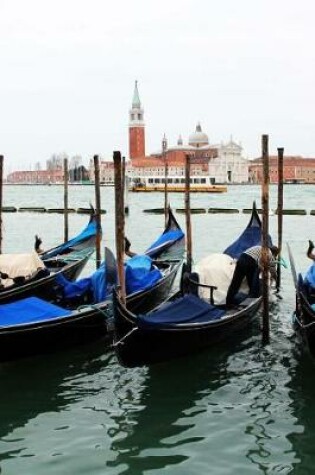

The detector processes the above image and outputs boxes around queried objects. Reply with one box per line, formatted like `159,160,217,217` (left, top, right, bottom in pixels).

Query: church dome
188,123,209,147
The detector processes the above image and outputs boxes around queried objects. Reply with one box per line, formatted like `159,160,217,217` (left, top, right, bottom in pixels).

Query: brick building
7,169,64,184
249,156,315,184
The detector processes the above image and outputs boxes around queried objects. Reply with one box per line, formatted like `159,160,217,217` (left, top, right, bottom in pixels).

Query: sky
1,0,315,173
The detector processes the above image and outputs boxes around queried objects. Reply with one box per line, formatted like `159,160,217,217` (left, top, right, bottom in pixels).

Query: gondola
113,203,272,367
56,207,185,315
0,209,184,360
288,242,315,357
0,210,99,304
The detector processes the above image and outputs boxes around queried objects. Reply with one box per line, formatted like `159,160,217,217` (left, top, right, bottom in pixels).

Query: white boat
130,176,227,193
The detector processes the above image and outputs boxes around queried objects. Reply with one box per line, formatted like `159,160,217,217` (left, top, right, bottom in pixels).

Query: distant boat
130,176,227,193
284,179,306,184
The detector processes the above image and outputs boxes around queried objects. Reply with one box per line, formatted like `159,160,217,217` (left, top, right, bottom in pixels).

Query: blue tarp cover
138,294,225,329
224,227,272,259
56,255,161,302
125,255,162,295
55,261,108,303
43,216,98,259
0,297,71,327
304,265,315,288
145,229,184,258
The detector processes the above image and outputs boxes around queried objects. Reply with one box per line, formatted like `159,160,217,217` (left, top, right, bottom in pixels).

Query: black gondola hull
0,260,181,361
294,291,315,357
114,293,262,367
0,302,111,361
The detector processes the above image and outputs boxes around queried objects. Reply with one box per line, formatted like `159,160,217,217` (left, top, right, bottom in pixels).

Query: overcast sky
1,0,315,172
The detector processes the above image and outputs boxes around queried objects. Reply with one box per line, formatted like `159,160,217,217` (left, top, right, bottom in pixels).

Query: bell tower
129,81,145,159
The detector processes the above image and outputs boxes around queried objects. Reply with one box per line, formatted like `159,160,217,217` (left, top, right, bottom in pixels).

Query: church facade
128,81,249,184
90,81,250,185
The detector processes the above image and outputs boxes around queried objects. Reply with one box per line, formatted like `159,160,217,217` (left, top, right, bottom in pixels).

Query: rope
298,318,315,330
77,304,112,320
112,327,138,348
293,311,315,330
61,248,93,261
76,303,115,332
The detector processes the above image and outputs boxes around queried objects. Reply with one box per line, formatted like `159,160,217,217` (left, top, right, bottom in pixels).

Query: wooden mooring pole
185,153,192,274
0,155,3,253
276,147,284,292
93,155,102,269
113,151,126,304
261,135,270,344
122,156,129,215
163,135,168,227
63,157,69,243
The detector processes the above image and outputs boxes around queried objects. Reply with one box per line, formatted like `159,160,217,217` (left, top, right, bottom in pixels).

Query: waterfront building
249,156,315,184
7,169,64,184
7,164,89,184
88,159,132,185
88,159,114,185
90,82,249,188
128,82,249,186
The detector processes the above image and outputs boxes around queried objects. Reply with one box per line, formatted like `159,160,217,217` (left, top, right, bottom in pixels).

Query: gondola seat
137,294,225,329
0,297,71,327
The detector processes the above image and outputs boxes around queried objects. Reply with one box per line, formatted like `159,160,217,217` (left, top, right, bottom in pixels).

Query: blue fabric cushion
138,294,225,329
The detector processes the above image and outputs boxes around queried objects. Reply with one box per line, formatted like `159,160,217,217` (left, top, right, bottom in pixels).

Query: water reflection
0,339,112,452
241,311,301,473
106,327,259,474
286,346,315,474
103,310,304,474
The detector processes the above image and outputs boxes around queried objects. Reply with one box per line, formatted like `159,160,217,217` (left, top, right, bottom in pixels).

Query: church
89,82,249,185
128,81,249,185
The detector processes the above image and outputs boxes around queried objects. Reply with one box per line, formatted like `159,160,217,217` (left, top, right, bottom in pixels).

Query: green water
0,184,314,474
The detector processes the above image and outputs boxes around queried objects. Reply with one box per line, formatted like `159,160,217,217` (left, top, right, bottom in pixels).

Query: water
0,184,314,474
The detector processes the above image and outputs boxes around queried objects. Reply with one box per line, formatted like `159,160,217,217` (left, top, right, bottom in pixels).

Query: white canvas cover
195,253,249,305
0,251,46,287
